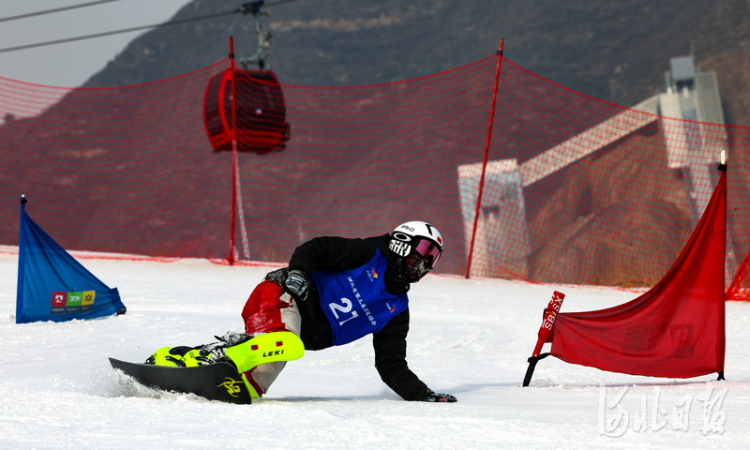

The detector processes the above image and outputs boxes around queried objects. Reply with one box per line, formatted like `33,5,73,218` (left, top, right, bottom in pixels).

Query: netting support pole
465,39,505,279
227,36,238,265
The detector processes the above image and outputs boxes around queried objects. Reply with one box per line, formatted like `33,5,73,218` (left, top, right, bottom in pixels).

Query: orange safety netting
2,51,750,296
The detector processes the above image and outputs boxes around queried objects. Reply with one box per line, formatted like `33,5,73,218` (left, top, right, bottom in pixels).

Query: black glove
419,389,457,403
265,267,289,286
285,269,310,301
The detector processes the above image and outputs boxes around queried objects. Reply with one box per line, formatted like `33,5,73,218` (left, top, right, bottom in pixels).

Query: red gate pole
523,291,565,386
228,36,238,265
465,39,505,278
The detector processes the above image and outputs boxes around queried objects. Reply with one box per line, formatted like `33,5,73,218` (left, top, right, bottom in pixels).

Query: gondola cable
0,0,302,54
0,0,124,24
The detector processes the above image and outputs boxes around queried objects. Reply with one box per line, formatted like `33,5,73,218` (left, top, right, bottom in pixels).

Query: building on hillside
658,56,727,218
457,56,732,279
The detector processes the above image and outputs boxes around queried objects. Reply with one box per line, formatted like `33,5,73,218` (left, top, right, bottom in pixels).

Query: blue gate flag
16,196,126,324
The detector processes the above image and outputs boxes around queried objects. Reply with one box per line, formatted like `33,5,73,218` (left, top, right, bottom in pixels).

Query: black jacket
283,233,429,401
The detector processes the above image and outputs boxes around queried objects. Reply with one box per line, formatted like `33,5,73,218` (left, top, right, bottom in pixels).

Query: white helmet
388,221,444,282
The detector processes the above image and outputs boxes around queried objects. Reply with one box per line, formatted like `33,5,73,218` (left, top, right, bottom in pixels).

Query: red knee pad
242,280,287,334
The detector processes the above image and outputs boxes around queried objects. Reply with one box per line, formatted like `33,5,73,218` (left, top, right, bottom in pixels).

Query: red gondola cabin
203,69,290,154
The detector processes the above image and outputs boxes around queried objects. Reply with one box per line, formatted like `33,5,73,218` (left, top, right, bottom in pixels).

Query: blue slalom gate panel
16,197,125,324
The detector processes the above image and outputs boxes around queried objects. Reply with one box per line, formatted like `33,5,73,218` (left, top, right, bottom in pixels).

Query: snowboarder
148,221,457,403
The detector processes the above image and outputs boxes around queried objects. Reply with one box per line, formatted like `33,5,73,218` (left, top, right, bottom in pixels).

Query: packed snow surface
2,249,749,449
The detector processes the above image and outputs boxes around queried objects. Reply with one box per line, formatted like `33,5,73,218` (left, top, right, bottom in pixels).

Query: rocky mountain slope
82,0,750,125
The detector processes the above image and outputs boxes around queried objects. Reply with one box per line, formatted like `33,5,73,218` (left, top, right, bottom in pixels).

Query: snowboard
110,357,253,404
110,331,306,404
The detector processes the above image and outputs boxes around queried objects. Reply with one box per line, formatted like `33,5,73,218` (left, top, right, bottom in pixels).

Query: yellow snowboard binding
224,331,305,373
146,331,305,398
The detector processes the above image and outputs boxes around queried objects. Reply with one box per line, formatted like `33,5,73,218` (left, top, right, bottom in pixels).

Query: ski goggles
414,238,442,269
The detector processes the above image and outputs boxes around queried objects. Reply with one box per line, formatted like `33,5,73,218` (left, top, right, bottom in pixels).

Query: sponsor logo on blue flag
51,290,96,314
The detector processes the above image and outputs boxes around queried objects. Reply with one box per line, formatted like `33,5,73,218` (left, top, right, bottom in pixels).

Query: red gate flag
550,167,727,379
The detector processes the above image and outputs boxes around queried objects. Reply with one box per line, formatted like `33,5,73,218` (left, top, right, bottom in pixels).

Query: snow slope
1,249,749,449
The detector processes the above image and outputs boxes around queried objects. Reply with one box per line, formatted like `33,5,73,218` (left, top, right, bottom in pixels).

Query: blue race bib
312,250,408,346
